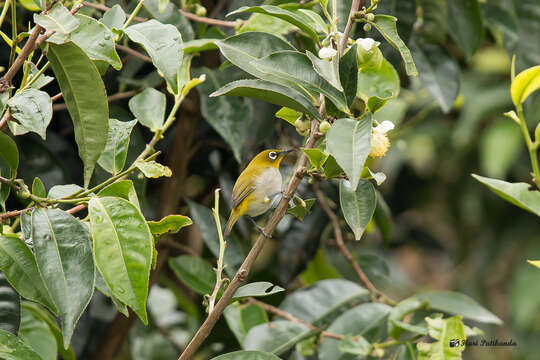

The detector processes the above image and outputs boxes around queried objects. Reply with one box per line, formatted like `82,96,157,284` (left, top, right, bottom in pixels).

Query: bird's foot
249,217,272,238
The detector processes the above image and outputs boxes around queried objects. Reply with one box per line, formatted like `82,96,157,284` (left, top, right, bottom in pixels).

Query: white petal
318,47,337,59
368,168,387,186
375,120,395,134
357,37,376,52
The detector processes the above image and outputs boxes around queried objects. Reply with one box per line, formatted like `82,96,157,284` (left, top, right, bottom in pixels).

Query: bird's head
249,149,293,168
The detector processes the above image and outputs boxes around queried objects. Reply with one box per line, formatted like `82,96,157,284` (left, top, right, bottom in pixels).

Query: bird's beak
279,149,294,157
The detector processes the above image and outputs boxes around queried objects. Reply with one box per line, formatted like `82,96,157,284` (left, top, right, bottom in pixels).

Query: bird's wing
231,181,255,209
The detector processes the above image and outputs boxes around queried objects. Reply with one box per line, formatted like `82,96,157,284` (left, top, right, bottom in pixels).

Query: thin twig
208,189,227,313
313,183,396,306
52,90,137,111
340,0,363,54
116,44,152,62
82,1,147,22
159,239,198,256
180,9,238,28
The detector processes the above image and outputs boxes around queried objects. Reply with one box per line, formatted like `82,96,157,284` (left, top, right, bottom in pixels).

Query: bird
224,149,293,237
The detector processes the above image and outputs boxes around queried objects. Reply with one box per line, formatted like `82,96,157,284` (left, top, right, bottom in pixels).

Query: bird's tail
224,211,240,237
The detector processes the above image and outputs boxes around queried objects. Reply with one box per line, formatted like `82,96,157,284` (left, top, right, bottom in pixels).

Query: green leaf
306,51,342,91
134,160,172,178
373,193,392,244
243,320,311,354
224,303,268,345
0,329,42,360
211,79,320,120
183,39,218,54
300,249,341,285
367,15,417,76
27,63,54,90
0,235,57,314
511,65,540,105
279,279,369,326
357,57,400,113
479,118,522,179
338,334,371,356
47,42,109,188
97,180,140,208
211,350,281,360
19,0,41,12
302,148,328,170
128,88,166,132
143,0,194,42
418,0,447,43
33,3,79,44
237,13,296,37
340,44,358,107
187,200,246,277
71,14,122,71
97,119,137,175
232,282,285,302
31,209,95,347
447,0,483,60
124,20,183,94
323,155,344,179
228,6,326,42
529,260,540,269
31,177,45,198
472,174,540,216
410,41,459,113
254,51,348,113
326,117,372,189
88,197,153,325
100,4,125,30
7,89,52,139
339,179,376,240
19,306,57,360
148,215,192,239
413,291,503,324
0,131,19,173
287,198,316,221
169,255,216,295
388,297,426,339
0,272,20,335
48,184,84,200
215,32,295,80
94,273,129,316
417,316,466,360
275,107,301,126
320,303,391,359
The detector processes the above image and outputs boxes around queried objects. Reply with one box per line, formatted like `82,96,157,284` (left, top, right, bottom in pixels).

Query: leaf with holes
134,160,172,178
33,3,79,44
7,89,52,139
148,215,192,239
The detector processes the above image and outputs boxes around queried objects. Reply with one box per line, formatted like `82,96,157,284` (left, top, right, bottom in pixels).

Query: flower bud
318,46,337,60
363,23,372,32
319,120,331,134
194,4,207,16
366,13,375,21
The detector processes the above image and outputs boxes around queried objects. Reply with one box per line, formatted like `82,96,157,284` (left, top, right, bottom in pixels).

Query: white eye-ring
269,151,278,160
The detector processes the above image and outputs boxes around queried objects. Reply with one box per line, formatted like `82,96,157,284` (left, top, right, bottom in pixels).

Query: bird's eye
268,151,278,160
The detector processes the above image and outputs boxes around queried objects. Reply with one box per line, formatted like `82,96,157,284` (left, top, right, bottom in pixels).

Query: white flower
373,120,395,134
369,121,395,158
318,46,337,59
368,168,387,186
356,37,376,52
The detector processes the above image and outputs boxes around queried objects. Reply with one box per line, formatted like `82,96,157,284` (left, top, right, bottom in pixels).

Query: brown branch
340,0,363,54
313,183,396,306
52,90,137,111
247,298,344,340
179,9,238,28
159,239,199,256
178,118,322,360
50,92,62,102
116,44,152,62
82,2,147,22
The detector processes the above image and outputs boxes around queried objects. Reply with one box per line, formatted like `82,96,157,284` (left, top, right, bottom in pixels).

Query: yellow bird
224,149,293,237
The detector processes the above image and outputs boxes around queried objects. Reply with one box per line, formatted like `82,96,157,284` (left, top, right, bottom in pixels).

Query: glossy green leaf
212,351,281,360
410,41,459,113
98,119,137,175
243,320,311,354
306,51,342,91
134,160,172,178
357,57,400,113
511,65,540,105
287,198,316,221
387,297,426,339
323,155,344,179
31,177,45,198
326,117,372,190
228,6,326,42
143,0,194,41
367,15,417,76
98,180,140,208
224,303,268,345
339,179,376,240
279,279,369,326
320,302,390,360
302,148,328,170
340,44,358,107
0,235,57,313
169,255,216,295
0,329,42,360
472,174,540,216
275,107,301,125
48,184,84,200
128,88,166,132
0,131,19,173
33,3,79,44
232,282,285,302
19,0,41,11
338,334,371,356
183,39,218,54
100,4,125,29
447,0,483,60
71,14,122,70
19,306,57,360
237,13,296,37
148,215,192,239
414,291,502,324
0,272,20,334
417,316,466,360
32,209,95,347
88,197,153,324
94,273,129,317
47,42,109,188
254,51,348,112
124,20,183,94
211,79,320,120
7,89,52,139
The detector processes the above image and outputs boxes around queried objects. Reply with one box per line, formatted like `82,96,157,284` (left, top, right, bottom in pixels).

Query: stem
340,0,363,54
82,1,147,22
122,0,145,30
179,9,238,28
208,189,226,313
8,0,16,68
22,61,50,90
517,104,540,189
0,0,11,28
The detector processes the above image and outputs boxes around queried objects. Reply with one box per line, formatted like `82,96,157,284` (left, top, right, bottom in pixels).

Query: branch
52,90,137,111
178,118,322,360
208,189,227,313
339,0,363,54
179,9,238,28
313,183,396,306
116,44,152,63
82,1,147,22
